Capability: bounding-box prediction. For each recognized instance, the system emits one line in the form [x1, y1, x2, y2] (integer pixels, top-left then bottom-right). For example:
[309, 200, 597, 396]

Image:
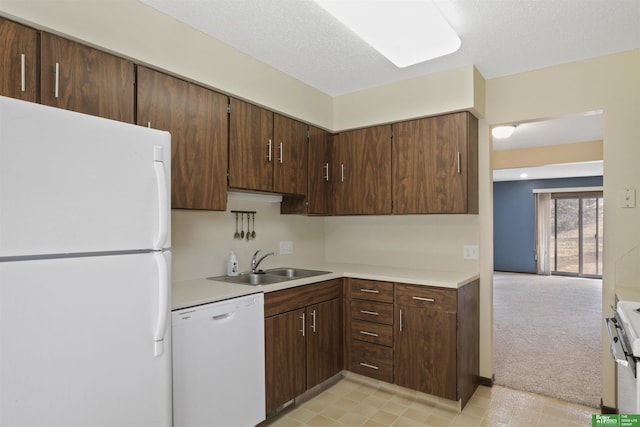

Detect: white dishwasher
[172, 293, 265, 427]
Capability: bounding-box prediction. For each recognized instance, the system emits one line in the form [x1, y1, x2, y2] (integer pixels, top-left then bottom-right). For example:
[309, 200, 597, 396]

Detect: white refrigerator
[0, 96, 172, 427]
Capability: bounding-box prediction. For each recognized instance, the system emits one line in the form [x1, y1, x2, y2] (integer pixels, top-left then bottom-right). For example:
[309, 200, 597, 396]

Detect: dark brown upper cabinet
[273, 113, 308, 196]
[0, 17, 39, 102]
[333, 125, 392, 215]
[40, 33, 134, 123]
[229, 98, 308, 196]
[228, 98, 274, 193]
[392, 112, 478, 214]
[136, 66, 228, 211]
[281, 125, 332, 215]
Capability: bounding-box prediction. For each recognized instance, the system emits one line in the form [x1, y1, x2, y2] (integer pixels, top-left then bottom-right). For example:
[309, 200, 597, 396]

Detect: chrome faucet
[251, 249, 275, 273]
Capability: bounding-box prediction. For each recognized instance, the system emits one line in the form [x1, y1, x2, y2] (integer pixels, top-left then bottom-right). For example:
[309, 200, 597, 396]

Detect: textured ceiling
[140, 0, 640, 96]
[139, 0, 632, 181]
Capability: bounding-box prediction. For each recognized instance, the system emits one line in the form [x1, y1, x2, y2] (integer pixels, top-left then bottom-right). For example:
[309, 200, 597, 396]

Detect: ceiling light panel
[314, 0, 461, 68]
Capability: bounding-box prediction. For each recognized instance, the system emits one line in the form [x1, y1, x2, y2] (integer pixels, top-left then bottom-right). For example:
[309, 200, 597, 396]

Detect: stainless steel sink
[207, 267, 331, 286]
[207, 273, 284, 286]
[264, 267, 331, 279]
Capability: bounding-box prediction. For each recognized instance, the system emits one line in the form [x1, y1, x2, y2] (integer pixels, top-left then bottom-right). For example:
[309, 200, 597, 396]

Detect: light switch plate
[619, 188, 636, 208]
[279, 241, 293, 255]
[464, 245, 479, 260]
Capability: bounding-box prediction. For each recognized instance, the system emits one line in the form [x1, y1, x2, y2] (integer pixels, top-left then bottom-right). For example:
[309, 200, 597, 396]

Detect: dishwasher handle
[212, 312, 235, 322]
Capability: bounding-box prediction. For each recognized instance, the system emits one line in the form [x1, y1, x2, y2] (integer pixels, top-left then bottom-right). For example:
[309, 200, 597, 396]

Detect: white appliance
[606, 300, 640, 414]
[172, 293, 266, 427]
[0, 96, 172, 427]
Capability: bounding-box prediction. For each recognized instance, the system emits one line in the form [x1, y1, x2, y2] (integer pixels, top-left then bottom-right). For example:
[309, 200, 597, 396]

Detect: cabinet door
[0, 18, 38, 102]
[264, 309, 306, 414]
[307, 126, 332, 214]
[274, 114, 308, 196]
[136, 66, 228, 210]
[40, 33, 134, 123]
[393, 112, 477, 214]
[229, 98, 273, 192]
[394, 303, 457, 400]
[306, 298, 342, 390]
[333, 125, 392, 215]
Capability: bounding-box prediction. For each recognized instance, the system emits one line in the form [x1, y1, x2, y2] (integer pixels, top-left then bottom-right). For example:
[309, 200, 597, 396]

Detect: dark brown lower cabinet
[394, 281, 479, 408]
[264, 280, 343, 416]
[264, 309, 306, 414]
[394, 296, 457, 400]
[306, 298, 343, 390]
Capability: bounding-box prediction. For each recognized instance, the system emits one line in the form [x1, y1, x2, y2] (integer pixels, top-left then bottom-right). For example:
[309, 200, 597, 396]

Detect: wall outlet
[279, 241, 293, 255]
[464, 245, 479, 260]
[619, 188, 636, 208]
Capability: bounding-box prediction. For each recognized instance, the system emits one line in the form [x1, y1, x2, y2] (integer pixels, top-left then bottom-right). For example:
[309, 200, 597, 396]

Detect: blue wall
[493, 176, 603, 273]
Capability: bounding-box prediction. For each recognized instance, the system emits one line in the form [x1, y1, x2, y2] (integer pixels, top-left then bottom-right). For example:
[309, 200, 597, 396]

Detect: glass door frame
[550, 191, 603, 278]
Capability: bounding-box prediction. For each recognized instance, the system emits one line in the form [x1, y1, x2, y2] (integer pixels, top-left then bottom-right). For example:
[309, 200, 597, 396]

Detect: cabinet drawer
[350, 300, 393, 325]
[349, 279, 394, 303]
[264, 279, 341, 317]
[395, 284, 457, 312]
[350, 340, 393, 383]
[351, 319, 393, 347]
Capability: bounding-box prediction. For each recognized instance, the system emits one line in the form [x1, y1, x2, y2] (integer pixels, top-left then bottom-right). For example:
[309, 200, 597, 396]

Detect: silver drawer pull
[359, 330, 379, 337]
[412, 296, 435, 302]
[54, 62, 60, 98]
[359, 362, 379, 370]
[360, 310, 379, 316]
[360, 288, 379, 294]
[20, 54, 26, 92]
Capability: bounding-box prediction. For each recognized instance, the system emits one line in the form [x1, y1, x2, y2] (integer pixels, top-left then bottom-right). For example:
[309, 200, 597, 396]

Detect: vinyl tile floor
[263, 374, 599, 427]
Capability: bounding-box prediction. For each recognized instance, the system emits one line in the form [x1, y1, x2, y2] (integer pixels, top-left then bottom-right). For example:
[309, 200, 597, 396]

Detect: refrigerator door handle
[153, 146, 169, 249]
[153, 252, 170, 357]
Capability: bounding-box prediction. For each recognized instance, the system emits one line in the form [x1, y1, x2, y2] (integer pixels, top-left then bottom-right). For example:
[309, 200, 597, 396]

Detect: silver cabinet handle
[359, 362, 379, 370]
[457, 151, 461, 174]
[20, 54, 26, 92]
[278, 142, 283, 164]
[323, 163, 329, 181]
[54, 62, 60, 98]
[399, 308, 403, 332]
[412, 296, 435, 302]
[360, 310, 379, 316]
[359, 330, 379, 337]
[267, 139, 272, 162]
[341, 163, 345, 182]
[299, 312, 305, 337]
[311, 309, 316, 333]
[359, 288, 379, 294]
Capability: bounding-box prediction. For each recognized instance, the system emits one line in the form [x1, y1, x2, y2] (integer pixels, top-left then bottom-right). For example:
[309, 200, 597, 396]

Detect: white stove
[607, 300, 640, 414]
[617, 301, 640, 357]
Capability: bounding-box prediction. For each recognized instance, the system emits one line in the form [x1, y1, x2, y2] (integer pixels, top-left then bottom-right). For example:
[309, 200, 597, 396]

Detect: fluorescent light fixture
[314, 0, 461, 68]
[492, 125, 516, 139]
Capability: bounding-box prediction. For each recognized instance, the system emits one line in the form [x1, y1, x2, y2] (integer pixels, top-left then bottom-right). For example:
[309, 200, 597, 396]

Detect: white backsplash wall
[324, 214, 480, 273]
[171, 195, 326, 282]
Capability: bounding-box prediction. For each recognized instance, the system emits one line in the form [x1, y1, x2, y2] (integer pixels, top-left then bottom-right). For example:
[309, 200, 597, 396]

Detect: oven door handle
[606, 317, 631, 367]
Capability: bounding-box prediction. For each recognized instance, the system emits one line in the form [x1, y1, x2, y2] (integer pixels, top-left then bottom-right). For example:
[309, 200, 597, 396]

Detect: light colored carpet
[493, 272, 602, 408]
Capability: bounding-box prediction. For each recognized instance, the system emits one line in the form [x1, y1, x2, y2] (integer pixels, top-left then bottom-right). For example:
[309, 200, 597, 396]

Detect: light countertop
[616, 285, 640, 303]
[172, 262, 479, 311]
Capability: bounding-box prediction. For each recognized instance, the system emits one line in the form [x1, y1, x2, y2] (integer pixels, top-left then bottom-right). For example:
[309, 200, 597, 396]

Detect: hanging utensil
[246, 213, 251, 241]
[240, 213, 245, 239]
[251, 213, 256, 239]
[234, 212, 240, 239]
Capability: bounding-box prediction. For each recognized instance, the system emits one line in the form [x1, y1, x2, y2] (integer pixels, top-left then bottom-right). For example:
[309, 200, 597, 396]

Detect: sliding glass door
[550, 192, 603, 277]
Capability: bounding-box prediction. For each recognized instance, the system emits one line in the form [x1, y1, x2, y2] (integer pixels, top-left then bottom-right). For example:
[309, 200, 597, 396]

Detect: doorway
[491, 112, 604, 408]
